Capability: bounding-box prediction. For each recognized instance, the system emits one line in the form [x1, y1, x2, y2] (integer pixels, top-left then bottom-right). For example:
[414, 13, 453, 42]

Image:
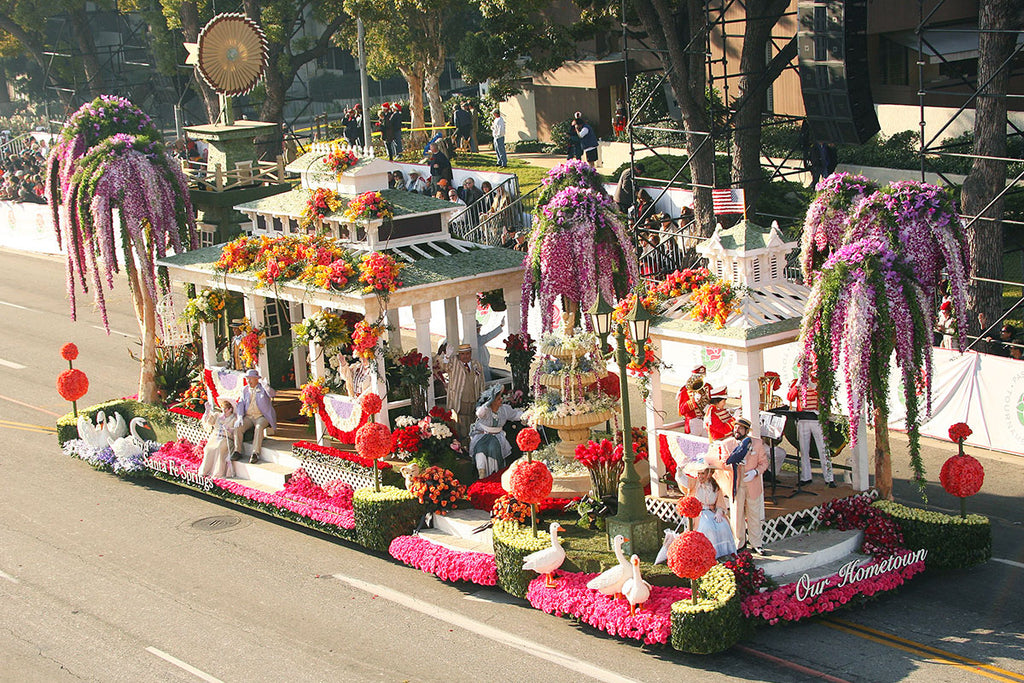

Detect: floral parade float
[52, 95, 992, 662]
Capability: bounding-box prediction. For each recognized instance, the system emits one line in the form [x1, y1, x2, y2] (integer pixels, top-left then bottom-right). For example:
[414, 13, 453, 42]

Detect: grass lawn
[397, 149, 550, 193]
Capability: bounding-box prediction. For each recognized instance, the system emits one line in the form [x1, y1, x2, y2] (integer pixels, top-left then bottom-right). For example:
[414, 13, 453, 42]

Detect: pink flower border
[526, 571, 692, 645]
[388, 535, 497, 586]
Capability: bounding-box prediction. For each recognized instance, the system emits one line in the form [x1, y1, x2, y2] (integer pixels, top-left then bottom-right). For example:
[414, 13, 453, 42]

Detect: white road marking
[0, 300, 31, 311]
[0, 569, 19, 583]
[993, 557, 1024, 569]
[0, 358, 26, 369]
[333, 573, 639, 683]
[145, 647, 223, 683]
[92, 325, 136, 338]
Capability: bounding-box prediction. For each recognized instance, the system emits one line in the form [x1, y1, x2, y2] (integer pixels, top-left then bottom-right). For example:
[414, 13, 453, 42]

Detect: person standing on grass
[491, 110, 507, 167]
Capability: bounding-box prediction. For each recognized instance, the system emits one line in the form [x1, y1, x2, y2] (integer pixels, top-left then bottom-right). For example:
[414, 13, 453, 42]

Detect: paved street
[1, 248, 1022, 682]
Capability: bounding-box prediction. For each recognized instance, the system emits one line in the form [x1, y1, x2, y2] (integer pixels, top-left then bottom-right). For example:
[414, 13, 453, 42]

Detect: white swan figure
[103, 412, 128, 441]
[77, 410, 110, 450]
[622, 554, 652, 617]
[108, 417, 149, 460]
[586, 534, 631, 599]
[522, 522, 566, 588]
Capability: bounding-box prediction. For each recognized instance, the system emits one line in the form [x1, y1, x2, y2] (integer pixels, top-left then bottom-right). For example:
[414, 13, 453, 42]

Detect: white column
[413, 302, 435, 407]
[290, 302, 307, 388]
[503, 285, 523, 335]
[458, 294, 480, 361]
[243, 294, 270, 374]
[444, 297, 459, 350]
[647, 337, 667, 496]
[304, 304, 326, 442]
[851, 408, 870, 491]
[386, 308, 403, 352]
[199, 321, 220, 368]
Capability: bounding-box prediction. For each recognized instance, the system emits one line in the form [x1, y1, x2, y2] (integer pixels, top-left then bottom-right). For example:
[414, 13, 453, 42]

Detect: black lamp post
[587, 291, 661, 557]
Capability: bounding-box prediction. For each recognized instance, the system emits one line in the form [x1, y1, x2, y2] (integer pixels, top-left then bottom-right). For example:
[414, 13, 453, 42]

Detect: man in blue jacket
[233, 369, 277, 464]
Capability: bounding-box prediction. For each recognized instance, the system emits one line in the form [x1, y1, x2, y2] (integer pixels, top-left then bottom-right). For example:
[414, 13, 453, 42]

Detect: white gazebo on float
[641, 220, 870, 530]
[158, 142, 525, 436]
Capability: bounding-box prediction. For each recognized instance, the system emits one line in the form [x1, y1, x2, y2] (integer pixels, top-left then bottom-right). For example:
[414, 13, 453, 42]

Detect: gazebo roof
[285, 150, 393, 178]
[697, 219, 796, 256]
[157, 238, 524, 315]
[233, 187, 457, 222]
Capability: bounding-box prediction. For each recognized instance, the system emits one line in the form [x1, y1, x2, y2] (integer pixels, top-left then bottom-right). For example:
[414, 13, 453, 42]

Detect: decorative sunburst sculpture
[195, 13, 268, 97]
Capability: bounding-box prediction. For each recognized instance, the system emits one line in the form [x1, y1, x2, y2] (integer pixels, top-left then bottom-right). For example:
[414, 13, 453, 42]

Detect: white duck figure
[77, 410, 109, 450]
[522, 522, 566, 588]
[621, 554, 652, 617]
[103, 411, 128, 441]
[108, 417, 149, 461]
[586, 534, 631, 599]
[654, 528, 680, 565]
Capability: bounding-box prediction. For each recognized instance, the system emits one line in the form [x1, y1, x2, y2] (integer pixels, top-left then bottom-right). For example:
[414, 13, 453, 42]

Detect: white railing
[181, 155, 289, 192]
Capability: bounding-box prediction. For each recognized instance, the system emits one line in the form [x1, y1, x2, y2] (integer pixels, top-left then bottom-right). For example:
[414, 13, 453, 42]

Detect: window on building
[752, 257, 762, 284]
[770, 255, 780, 280]
[880, 36, 910, 86]
[199, 228, 215, 248]
[263, 300, 287, 338]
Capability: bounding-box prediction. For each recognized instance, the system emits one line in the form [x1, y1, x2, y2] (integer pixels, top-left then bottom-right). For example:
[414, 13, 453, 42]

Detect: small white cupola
[696, 219, 797, 286]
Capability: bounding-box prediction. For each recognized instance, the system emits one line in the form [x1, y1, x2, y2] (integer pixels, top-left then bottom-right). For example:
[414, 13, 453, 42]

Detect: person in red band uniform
[677, 365, 711, 435]
[704, 386, 735, 442]
[786, 371, 835, 487]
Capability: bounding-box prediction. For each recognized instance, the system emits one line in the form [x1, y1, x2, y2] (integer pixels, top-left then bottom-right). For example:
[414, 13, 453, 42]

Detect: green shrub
[872, 500, 991, 570]
[670, 564, 746, 654]
[57, 399, 176, 447]
[353, 486, 423, 552]
[492, 520, 551, 598]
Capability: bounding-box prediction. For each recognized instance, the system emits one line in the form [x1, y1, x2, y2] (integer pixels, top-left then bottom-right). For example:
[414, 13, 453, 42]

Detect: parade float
[50, 85, 991, 658]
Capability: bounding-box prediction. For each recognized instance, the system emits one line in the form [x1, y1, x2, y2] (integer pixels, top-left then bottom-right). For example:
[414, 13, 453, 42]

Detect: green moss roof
[233, 188, 456, 220]
[701, 219, 777, 252]
[653, 315, 800, 341]
[286, 151, 378, 176]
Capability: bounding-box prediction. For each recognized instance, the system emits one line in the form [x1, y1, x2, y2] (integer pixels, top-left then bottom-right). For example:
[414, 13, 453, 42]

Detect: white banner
[0, 200, 59, 254]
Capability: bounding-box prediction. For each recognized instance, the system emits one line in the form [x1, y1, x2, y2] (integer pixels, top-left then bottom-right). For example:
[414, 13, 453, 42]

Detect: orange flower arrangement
[235, 318, 265, 368]
[324, 147, 358, 174]
[301, 187, 343, 230]
[689, 280, 738, 327]
[352, 320, 384, 360]
[409, 466, 466, 515]
[299, 378, 327, 418]
[344, 191, 394, 221]
[358, 251, 403, 296]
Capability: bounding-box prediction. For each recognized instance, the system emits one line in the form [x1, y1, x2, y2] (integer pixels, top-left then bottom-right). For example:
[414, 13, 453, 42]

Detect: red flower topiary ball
[939, 454, 984, 498]
[60, 343, 79, 361]
[516, 427, 541, 453]
[667, 530, 717, 580]
[355, 421, 392, 460]
[509, 460, 553, 504]
[360, 392, 383, 416]
[57, 368, 89, 402]
[676, 495, 703, 519]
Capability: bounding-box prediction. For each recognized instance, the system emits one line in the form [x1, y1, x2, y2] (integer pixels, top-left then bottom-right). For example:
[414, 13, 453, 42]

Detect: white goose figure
[587, 534, 631, 599]
[522, 522, 566, 588]
[77, 410, 110, 450]
[103, 412, 128, 441]
[622, 554, 652, 617]
[108, 417, 149, 460]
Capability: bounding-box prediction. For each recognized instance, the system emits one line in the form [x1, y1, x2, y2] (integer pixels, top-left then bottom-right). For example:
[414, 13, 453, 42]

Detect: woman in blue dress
[684, 461, 737, 558]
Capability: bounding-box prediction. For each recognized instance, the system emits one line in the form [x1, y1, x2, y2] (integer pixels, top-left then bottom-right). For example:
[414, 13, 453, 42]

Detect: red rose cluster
[676, 496, 703, 519]
[940, 453, 984, 498]
[360, 392, 383, 416]
[57, 368, 89, 402]
[516, 427, 542, 453]
[509, 460, 553, 504]
[574, 438, 624, 469]
[355, 421, 392, 460]
[667, 530, 716, 580]
[948, 422, 972, 444]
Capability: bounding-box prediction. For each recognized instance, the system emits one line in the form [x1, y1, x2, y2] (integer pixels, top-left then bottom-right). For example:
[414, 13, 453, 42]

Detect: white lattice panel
[174, 415, 208, 445]
[300, 456, 374, 489]
[646, 497, 683, 527]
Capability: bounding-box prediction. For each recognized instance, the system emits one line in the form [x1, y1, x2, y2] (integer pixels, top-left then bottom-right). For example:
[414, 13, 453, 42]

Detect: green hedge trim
[872, 500, 991, 570]
[57, 399, 177, 447]
[492, 520, 551, 599]
[353, 486, 423, 552]
[150, 470, 357, 543]
[670, 564, 747, 654]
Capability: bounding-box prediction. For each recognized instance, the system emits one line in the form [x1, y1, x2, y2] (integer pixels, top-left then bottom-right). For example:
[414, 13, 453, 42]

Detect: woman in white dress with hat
[469, 386, 523, 477]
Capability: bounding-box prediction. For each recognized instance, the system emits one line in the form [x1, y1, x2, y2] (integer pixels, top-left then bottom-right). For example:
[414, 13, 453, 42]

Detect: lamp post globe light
[587, 292, 661, 558]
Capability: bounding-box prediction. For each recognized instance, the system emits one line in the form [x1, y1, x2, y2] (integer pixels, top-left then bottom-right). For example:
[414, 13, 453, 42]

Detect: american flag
[712, 188, 746, 215]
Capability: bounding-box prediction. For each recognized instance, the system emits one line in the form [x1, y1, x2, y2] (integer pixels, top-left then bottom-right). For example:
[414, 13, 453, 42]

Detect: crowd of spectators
[0, 136, 48, 204]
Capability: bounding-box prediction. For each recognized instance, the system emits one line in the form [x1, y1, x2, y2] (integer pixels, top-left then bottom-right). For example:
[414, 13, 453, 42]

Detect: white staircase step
[430, 508, 493, 540]
[236, 438, 303, 469]
[756, 529, 864, 579]
[770, 553, 871, 587]
[231, 460, 295, 488]
[418, 528, 494, 555]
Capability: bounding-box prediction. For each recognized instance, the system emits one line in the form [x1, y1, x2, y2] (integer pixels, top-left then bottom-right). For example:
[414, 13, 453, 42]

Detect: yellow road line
[0, 418, 56, 431]
[827, 618, 1024, 682]
[822, 620, 1024, 683]
[0, 423, 57, 434]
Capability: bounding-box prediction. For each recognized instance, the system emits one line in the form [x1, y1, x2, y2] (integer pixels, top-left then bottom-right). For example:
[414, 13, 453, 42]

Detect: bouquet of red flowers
[575, 438, 625, 499]
[359, 251, 403, 296]
[301, 187, 342, 230]
[344, 191, 394, 221]
[324, 147, 358, 173]
[948, 422, 972, 444]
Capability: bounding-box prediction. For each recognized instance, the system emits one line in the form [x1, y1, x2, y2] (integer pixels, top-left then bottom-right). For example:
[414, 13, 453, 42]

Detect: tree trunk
[873, 407, 893, 500]
[68, 5, 105, 98]
[962, 0, 1019, 339]
[179, 1, 219, 124]
[730, 0, 790, 215]
[401, 66, 427, 148]
[425, 62, 445, 129]
[125, 249, 159, 403]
